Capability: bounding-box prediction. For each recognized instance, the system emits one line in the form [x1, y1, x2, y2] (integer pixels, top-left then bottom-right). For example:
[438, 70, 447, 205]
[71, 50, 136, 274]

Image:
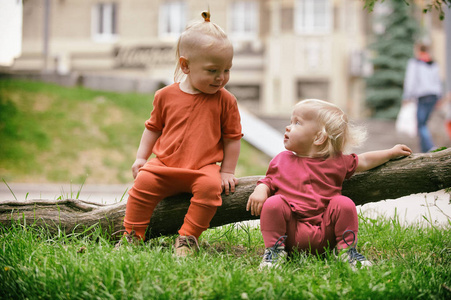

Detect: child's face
[183, 41, 233, 94]
[284, 105, 321, 157]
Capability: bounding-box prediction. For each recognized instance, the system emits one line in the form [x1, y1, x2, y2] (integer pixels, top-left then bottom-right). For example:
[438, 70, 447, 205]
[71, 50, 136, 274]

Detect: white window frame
[294, 0, 332, 35]
[229, 1, 259, 40]
[91, 2, 118, 43]
[159, 1, 187, 39]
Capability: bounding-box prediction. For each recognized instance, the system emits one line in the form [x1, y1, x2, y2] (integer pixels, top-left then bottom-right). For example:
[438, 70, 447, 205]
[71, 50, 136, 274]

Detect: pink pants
[260, 194, 359, 253]
[123, 159, 222, 240]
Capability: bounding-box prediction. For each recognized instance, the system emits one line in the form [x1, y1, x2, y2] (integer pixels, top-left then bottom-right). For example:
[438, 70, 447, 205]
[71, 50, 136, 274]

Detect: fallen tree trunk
[1, 149, 450, 238]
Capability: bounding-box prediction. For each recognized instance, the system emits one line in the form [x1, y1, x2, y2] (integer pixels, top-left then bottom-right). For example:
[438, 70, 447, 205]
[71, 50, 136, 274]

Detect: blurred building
[0, 0, 22, 66]
[9, 0, 447, 119]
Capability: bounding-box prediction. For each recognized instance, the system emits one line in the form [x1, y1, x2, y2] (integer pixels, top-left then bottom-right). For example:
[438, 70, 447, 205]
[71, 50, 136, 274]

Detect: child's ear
[313, 131, 327, 146]
[179, 56, 190, 74]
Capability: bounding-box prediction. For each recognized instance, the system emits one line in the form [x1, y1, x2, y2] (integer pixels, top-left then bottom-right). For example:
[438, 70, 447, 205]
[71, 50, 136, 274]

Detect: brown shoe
[113, 230, 140, 249]
[174, 235, 199, 257]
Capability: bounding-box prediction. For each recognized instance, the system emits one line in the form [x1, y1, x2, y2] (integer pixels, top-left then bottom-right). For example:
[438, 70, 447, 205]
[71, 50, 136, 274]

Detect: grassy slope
[0, 79, 270, 184]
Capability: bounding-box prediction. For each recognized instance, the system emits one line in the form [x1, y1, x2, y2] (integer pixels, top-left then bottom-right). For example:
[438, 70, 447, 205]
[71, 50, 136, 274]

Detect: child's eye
[224, 69, 230, 73]
[208, 69, 217, 73]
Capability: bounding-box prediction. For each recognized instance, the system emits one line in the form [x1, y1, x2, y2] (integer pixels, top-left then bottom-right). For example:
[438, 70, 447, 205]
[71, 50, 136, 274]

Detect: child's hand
[390, 144, 413, 159]
[246, 192, 266, 216]
[221, 172, 238, 195]
[246, 184, 270, 216]
[131, 158, 148, 179]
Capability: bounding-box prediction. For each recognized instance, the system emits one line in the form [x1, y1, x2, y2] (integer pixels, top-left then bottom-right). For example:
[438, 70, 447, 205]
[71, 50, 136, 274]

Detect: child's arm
[356, 144, 412, 173]
[131, 128, 162, 178]
[246, 183, 271, 216]
[220, 138, 241, 195]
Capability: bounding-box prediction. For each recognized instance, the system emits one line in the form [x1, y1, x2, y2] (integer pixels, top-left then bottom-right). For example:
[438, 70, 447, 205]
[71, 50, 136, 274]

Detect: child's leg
[285, 195, 358, 254]
[260, 195, 294, 248]
[124, 170, 172, 240]
[260, 195, 336, 253]
[260, 195, 322, 252]
[124, 159, 187, 240]
[321, 195, 359, 250]
[178, 164, 222, 239]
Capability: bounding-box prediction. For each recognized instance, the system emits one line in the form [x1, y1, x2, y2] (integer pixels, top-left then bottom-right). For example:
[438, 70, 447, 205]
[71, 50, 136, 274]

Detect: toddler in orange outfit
[117, 11, 242, 256]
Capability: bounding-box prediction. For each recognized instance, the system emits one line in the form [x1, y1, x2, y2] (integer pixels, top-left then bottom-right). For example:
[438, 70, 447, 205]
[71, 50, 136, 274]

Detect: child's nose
[285, 124, 291, 131]
[216, 72, 224, 81]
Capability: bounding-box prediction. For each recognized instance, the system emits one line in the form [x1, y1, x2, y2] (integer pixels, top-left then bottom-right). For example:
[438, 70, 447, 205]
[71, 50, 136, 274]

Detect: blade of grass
[76, 177, 87, 200]
[2, 179, 18, 201]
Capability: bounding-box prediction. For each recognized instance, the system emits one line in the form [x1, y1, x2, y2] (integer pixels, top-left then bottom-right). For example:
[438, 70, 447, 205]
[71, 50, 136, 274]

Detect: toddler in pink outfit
[247, 99, 412, 269]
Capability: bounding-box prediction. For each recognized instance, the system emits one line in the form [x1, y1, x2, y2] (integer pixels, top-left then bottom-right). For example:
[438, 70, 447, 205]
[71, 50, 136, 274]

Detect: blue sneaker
[259, 236, 288, 269]
[338, 230, 372, 270]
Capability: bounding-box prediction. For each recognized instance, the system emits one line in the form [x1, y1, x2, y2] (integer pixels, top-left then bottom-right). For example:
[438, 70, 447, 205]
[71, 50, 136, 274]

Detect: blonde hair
[296, 99, 367, 158]
[174, 10, 232, 82]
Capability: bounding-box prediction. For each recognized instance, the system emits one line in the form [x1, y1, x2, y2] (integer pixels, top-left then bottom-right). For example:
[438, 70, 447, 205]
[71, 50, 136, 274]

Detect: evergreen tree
[365, 0, 418, 119]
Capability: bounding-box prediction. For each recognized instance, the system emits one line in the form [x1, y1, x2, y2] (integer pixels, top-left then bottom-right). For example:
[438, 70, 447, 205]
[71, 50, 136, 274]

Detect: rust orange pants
[123, 158, 222, 240]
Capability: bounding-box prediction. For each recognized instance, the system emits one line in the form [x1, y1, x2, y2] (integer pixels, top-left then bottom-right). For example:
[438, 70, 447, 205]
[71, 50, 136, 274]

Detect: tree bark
[1, 149, 450, 238]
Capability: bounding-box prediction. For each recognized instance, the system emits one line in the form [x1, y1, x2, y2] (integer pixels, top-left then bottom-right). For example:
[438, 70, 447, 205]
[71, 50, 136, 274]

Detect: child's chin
[201, 88, 220, 94]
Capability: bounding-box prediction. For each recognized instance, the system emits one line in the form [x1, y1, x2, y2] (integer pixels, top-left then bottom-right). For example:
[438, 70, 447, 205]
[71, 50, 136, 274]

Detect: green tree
[365, 0, 418, 119]
[364, 0, 451, 20]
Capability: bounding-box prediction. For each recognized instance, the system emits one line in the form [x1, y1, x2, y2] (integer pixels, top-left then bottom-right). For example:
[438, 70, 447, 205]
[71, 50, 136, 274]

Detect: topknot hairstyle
[296, 99, 367, 158]
[201, 10, 211, 22]
[174, 10, 232, 82]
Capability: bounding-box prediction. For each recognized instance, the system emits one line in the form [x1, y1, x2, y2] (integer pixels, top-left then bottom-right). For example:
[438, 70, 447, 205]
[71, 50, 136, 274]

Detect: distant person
[403, 43, 443, 152]
[115, 11, 242, 256]
[247, 99, 412, 269]
[445, 92, 451, 140]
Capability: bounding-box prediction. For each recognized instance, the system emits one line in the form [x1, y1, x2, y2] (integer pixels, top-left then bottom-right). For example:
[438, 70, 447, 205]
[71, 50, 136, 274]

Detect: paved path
[0, 183, 131, 204]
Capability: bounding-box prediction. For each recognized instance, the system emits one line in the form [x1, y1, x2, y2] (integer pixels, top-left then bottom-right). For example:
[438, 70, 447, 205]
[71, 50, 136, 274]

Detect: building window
[92, 3, 118, 42]
[294, 0, 331, 34]
[159, 1, 186, 39]
[229, 1, 259, 40]
[297, 80, 329, 102]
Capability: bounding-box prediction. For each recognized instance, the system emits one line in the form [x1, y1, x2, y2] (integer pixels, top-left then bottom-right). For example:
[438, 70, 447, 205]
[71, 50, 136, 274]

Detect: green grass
[0, 78, 270, 184]
[1, 214, 450, 299]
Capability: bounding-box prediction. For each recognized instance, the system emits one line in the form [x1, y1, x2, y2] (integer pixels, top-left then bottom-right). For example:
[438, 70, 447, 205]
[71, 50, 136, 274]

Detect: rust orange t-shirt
[145, 83, 243, 170]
